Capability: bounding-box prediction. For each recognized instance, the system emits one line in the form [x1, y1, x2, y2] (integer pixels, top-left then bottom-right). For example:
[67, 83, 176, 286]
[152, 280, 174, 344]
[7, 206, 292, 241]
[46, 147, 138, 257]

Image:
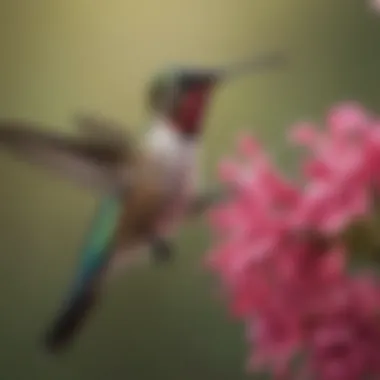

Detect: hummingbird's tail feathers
[44, 286, 98, 353]
[0, 120, 136, 193]
[44, 196, 122, 353]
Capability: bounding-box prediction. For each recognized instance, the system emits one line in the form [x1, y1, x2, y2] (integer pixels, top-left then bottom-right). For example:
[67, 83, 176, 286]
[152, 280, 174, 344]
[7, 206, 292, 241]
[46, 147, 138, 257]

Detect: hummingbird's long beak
[215, 51, 287, 82]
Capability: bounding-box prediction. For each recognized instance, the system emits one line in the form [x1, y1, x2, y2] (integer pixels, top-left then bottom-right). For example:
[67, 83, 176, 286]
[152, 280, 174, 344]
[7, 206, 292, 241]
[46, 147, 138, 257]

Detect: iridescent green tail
[44, 286, 98, 352]
[44, 196, 123, 352]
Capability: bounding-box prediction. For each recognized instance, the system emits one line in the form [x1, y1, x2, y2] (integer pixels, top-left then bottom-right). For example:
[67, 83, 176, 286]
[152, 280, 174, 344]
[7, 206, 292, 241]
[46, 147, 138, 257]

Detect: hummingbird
[0, 52, 285, 352]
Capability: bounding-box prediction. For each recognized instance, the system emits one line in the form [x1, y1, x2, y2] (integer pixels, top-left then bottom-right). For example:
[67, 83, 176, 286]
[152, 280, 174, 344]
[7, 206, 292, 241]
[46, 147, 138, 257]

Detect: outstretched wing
[0, 119, 136, 193]
[74, 114, 132, 146]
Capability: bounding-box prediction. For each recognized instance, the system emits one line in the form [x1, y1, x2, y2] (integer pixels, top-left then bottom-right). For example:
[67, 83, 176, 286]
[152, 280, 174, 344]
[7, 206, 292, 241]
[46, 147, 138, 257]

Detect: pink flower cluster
[207, 103, 380, 380]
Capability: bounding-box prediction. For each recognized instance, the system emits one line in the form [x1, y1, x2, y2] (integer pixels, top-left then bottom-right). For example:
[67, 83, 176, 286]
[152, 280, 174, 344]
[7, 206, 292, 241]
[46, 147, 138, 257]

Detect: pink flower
[291, 103, 376, 235]
[207, 103, 380, 380]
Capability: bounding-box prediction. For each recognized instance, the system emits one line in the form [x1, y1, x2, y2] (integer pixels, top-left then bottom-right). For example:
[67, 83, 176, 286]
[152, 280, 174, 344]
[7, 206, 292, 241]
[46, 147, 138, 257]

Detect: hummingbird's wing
[0, 120, 135, 193]
[74, 114, 132, 146]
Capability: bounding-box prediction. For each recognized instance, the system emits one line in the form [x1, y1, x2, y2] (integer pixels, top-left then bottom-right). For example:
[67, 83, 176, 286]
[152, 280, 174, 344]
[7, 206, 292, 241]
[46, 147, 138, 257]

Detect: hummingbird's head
[148, 52, 286, 138]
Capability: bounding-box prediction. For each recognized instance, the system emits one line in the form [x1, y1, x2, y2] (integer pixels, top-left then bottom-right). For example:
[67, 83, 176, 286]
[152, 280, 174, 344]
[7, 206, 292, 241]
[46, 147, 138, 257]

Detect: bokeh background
[0, 0, 380, 379]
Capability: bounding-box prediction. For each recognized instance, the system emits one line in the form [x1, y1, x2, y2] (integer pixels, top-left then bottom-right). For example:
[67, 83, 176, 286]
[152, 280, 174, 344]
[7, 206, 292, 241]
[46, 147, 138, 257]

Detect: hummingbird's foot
[193, 195, 215, 213]
[189, 188, 227, 215]
[150, 237, 173, 264]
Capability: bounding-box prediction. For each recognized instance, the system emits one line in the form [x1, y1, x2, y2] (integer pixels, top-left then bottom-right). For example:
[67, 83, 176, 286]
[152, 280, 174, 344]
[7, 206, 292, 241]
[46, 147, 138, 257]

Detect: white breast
[143, 119, 197, 188]
[107, 120, 198, 276]
[143, 119, 199, 236]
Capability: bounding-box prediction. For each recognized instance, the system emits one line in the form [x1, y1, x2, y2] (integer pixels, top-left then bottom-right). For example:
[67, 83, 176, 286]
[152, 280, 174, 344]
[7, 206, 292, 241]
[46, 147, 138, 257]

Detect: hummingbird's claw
[150, 237, 174, 264]
[188, 188, 229, 216]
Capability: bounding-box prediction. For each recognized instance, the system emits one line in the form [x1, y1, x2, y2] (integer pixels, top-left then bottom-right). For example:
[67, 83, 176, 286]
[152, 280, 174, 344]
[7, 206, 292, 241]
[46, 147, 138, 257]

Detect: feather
[0, 120, 135, 193]
[74, 114, 132, 146]
[44, 196, 123, 352]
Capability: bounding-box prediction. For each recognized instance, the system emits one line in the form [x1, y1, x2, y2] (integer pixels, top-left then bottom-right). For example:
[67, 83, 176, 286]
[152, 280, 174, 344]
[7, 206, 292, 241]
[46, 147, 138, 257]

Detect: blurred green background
[0, 0, 380, 379]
